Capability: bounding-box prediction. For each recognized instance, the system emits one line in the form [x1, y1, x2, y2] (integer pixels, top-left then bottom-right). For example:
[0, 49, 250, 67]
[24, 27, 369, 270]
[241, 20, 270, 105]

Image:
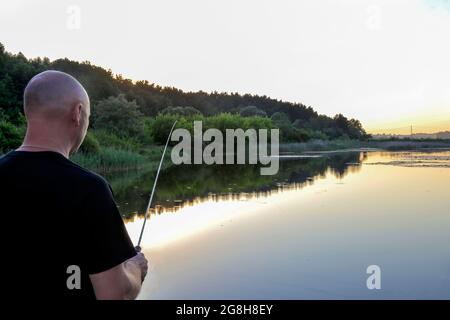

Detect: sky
[1, 0, 449, 134]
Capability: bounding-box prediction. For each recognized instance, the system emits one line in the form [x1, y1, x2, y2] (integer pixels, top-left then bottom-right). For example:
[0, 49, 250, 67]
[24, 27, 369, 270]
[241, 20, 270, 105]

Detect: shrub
[0, 120, 23, 153]
[149, 113, 277, 144]
[92, 129, 142, 151]
[91, 94, 144, 138]
[79, 131, 100, 154]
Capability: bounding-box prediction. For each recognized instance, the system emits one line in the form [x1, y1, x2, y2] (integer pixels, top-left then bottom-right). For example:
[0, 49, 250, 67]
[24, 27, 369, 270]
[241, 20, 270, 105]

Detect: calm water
[107, 150, 450, 299]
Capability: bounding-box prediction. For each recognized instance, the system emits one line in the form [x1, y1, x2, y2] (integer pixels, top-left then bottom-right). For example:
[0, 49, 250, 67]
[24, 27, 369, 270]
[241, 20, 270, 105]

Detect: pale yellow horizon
[366, 113, 450, 134]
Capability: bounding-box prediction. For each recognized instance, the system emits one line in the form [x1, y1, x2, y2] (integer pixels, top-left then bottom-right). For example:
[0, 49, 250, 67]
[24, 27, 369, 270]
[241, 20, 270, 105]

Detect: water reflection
[106, 151, 367, 219]
[365, 150, 450, 168]
[106, 149, 450, 299]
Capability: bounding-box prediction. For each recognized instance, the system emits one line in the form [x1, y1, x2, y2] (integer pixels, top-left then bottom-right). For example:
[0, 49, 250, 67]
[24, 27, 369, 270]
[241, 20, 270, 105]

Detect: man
[0, 70, 148, 300]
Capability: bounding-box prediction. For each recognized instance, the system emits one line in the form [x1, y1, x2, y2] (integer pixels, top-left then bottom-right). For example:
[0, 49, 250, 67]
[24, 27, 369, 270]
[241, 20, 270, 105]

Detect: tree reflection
[105, 151, 366, 219]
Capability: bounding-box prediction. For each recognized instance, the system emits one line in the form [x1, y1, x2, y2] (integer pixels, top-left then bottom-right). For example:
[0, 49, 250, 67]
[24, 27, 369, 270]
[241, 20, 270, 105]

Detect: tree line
[0, 42, 369, 155]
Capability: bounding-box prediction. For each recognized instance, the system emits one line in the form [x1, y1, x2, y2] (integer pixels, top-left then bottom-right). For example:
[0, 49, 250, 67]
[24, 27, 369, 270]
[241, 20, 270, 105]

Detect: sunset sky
[1, 0, 449, 134]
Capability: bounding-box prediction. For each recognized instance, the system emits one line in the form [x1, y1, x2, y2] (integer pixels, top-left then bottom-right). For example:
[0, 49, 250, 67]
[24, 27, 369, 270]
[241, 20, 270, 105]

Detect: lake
[106, 149, 450, 299]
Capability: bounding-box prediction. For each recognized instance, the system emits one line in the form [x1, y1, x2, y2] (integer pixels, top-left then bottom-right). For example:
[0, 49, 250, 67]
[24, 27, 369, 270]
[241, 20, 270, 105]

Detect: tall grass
[71, 147, 148, 173]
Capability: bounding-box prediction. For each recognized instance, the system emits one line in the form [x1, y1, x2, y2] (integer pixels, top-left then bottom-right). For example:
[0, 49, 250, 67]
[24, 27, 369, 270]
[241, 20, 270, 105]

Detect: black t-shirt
[0, 151, 137, 300]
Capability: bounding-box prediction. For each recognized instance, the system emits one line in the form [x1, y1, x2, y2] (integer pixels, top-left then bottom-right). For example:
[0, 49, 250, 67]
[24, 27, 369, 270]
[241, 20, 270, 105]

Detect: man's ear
[72, 103, 83, 126]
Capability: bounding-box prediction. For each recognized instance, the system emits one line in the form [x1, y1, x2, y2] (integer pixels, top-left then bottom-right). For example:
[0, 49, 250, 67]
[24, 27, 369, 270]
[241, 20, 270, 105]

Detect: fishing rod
[135, 120, 177, 252]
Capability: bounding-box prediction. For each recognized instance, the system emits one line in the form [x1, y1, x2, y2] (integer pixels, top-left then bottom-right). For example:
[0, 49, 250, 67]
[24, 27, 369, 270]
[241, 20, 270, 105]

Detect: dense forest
[0, 42, 369, 167]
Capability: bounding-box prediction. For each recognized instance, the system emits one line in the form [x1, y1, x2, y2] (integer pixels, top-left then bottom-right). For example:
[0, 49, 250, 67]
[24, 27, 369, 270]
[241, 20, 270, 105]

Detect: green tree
[239, 106, 267, 117]
[0, 42, 369, 143]
[161, 106, 202, 116]
[91, 94, 144, 138]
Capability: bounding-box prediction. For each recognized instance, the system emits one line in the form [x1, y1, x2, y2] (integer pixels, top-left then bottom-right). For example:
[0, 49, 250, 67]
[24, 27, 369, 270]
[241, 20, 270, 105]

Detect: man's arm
[89, 252, 148, 300]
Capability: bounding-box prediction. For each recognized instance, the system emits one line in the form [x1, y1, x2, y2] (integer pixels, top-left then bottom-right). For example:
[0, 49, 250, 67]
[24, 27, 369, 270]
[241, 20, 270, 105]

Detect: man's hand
[127, 252, 148, 282]
[90, 252, 149, 300]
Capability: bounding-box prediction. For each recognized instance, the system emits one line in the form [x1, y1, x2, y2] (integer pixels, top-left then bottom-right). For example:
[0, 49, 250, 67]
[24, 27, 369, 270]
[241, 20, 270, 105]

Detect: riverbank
[280, 139, 450, 153]
[4, 139, 449, 173]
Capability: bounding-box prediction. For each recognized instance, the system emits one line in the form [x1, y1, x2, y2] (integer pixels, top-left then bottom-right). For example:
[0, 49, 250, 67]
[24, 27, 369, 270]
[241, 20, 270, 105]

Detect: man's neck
[19, 137, 70, 158]
[19, 124, 72, 158]
[17, 144, 69, 158]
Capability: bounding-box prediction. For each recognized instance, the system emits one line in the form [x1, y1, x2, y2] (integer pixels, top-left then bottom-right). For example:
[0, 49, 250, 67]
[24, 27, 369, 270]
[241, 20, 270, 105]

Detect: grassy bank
[70, 145, 166, 173]
[70, 147, 147, 173]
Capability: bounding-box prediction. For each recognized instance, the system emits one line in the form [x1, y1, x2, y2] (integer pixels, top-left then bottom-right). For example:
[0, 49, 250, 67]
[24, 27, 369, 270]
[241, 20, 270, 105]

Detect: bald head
[24, 70, 89, 119]
[21, 70, 91, 156]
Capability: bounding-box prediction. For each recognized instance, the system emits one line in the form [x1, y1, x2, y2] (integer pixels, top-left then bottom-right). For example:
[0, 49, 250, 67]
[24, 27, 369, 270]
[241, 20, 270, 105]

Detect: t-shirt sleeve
[83, 176, 137, 274]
